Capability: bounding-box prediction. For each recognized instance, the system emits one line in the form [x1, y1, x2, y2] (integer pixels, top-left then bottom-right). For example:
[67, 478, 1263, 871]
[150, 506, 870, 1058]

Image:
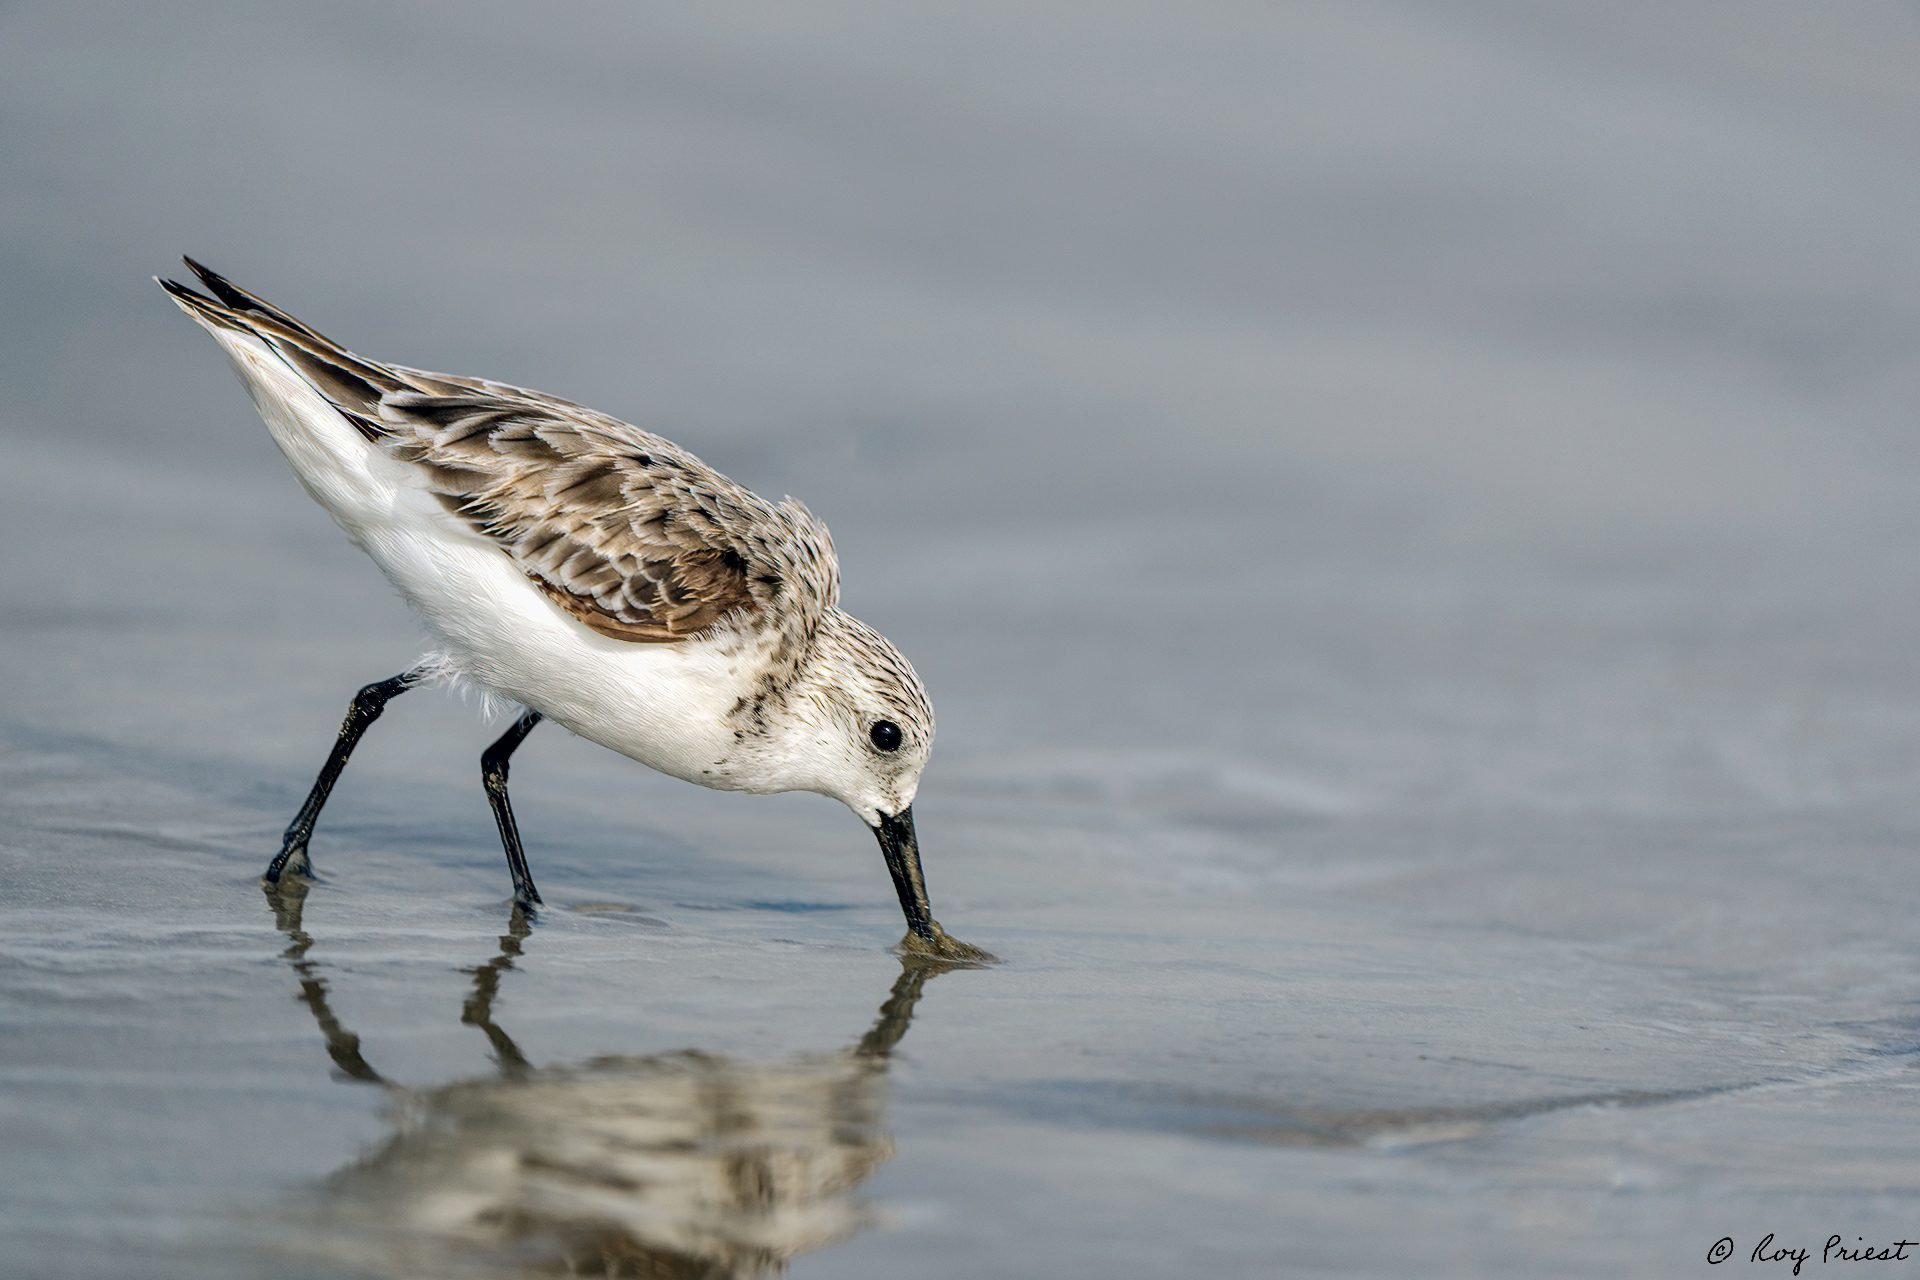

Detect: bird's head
[737, 610, 943, 936]
[733, 609, 992, 964]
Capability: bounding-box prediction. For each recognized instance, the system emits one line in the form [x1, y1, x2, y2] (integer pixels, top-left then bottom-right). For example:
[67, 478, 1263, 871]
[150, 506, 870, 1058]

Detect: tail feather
[158, 258, 409, 441]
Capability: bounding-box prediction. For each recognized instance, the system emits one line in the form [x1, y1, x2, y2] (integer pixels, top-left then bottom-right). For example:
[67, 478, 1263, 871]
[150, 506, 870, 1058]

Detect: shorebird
[160, 259, 987, 962]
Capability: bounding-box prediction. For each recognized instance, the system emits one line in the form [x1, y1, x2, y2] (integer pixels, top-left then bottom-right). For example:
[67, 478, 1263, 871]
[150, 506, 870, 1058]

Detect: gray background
[3, 3, 1920, 1276]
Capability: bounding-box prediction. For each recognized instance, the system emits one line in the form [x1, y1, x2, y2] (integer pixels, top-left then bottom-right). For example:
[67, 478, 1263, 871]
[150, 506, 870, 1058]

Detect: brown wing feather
[164, 262, 837, 644]
[380, 390, 813, 642]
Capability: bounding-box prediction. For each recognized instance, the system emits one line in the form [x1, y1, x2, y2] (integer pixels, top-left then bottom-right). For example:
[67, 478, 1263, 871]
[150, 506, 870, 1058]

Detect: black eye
[869, 720, 903, 752]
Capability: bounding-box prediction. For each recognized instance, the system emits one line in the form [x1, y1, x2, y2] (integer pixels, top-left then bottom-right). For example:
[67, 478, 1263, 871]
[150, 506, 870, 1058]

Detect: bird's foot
[896, 920, 999, 967]
[264, 841, 315, 886]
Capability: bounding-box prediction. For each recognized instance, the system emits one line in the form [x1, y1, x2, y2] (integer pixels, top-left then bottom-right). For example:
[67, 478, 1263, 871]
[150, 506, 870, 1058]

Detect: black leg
[266, 668, 424, 885]
[481, 710, 545, 906]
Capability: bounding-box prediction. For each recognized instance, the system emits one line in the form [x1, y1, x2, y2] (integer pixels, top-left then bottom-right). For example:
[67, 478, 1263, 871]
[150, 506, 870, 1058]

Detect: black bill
[872, 807, 936, 940]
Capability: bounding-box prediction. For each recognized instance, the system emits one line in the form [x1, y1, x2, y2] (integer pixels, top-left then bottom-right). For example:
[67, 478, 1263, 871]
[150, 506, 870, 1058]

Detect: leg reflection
[460, 906, 533, 1079]
[265, 878, 387, 1088]
[854, 956, 947, 1062]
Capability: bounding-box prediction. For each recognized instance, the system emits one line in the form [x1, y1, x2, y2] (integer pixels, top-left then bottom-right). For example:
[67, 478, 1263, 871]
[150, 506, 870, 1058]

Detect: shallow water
[6, 3, 1920, 1276]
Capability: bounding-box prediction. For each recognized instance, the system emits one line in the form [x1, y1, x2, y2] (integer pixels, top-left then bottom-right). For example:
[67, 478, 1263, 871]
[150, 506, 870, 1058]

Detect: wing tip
[165, 255, 304, 328]
[181, 255, 250, 310]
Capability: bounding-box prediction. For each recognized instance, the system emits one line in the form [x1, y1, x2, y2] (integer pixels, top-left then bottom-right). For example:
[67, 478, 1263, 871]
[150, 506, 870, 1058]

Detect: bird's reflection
[266, 882, 950, 1278]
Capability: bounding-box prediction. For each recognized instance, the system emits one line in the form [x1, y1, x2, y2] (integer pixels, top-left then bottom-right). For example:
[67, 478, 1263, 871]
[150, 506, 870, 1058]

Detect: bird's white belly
[367, 517, 748, 786]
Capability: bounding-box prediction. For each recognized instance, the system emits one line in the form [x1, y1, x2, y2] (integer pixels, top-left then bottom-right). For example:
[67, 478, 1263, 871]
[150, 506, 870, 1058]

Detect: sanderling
[160, 258, 987, 962]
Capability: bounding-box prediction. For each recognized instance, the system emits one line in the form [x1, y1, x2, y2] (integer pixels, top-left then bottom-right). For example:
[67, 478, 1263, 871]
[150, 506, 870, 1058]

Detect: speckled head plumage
[738, 607, 935, 821]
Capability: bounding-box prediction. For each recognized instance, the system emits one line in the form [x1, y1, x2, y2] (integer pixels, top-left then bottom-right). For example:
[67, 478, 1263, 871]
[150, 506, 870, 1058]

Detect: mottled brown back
[164, 263, 840, 645]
